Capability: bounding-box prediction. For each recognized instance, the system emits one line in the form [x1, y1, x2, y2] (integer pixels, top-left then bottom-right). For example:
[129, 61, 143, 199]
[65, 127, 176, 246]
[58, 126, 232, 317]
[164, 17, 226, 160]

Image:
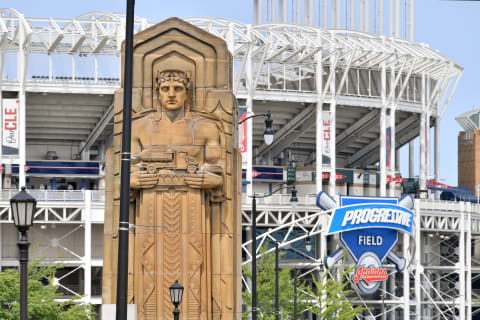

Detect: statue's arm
[184, 122, 223, 190]
[130, 120, 158, 189]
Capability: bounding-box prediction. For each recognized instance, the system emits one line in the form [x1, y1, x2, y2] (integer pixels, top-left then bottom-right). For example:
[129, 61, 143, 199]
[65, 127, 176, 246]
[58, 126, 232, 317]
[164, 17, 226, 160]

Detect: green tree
[0, 260, 95, 320]
[307, 264, 366, 319]
[243, 244, 310, 320]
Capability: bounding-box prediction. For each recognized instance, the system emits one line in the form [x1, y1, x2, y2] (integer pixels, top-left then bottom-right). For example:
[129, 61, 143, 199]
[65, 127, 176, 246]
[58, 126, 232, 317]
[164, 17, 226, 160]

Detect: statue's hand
[184, 172, 222, 189]
[131, 171, 158, 189]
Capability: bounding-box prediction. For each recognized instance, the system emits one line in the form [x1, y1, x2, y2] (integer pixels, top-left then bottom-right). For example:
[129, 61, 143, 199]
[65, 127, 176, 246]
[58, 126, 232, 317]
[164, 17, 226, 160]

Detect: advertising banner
[241, 166, 284, 182]
[238, 107, 247, 153]
[322, 111, 331, 165]
[318, 193, 415, 295]
[386, 115, 392, 169]
[2, 99, 19, 157]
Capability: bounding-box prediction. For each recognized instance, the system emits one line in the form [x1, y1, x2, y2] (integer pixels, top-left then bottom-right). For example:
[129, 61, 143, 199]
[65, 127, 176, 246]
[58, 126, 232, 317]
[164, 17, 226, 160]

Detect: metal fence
[0, 190, 105, 202]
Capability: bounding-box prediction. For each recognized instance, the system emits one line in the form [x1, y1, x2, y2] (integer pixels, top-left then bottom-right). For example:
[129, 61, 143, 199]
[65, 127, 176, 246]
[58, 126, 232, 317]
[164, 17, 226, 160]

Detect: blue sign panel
[327, 203, 414, 234]
[12, 161, 100, 175]
[320, 194, 415, 295]
[241, 166, 284, 181]
[340, 228, 397, 262]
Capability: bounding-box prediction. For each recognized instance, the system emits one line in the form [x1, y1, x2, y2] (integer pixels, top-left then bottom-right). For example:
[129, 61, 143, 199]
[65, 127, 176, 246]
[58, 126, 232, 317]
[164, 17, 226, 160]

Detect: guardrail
[0, 190, 105, 202]
[419, 199, 480, 213]
[241, 193, 318, 206]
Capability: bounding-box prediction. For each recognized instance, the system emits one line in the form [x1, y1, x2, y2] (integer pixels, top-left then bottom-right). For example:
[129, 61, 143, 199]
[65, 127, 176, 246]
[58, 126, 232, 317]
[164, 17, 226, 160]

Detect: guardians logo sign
[317, 193, 414, 295]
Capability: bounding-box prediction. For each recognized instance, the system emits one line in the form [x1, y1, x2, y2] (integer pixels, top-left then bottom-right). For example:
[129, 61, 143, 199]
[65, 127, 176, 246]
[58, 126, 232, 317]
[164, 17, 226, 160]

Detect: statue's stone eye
[175, 86, 183, 92]
[161, 86, 169, 92]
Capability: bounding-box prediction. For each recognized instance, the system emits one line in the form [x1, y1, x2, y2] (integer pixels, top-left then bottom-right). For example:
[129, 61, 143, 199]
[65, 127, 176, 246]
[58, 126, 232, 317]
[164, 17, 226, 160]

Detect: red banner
[387, 176, 406, 184]
[427, 179, 452, 189]
[322, 172, 347, 181]
[238, 112, 247, 153]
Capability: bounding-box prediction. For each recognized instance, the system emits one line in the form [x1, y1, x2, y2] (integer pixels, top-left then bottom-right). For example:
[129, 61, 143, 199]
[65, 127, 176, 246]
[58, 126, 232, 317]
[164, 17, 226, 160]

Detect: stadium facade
[0, 1, 477, 319]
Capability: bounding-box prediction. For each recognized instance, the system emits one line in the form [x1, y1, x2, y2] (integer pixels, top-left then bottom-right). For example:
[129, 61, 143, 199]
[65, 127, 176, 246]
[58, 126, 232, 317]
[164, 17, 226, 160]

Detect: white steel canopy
[0, 9, 462, 191]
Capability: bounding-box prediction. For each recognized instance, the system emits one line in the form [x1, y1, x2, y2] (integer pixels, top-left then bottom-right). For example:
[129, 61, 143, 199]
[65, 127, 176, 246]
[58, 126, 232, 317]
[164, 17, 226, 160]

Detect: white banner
[2, 99, 19, 157]
[322, 111, 332, 165]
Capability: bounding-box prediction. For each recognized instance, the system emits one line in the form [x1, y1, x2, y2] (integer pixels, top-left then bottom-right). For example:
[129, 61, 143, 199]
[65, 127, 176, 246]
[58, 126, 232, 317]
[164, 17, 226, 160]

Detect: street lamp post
[275, 240, 279, 320]
[169, 280, 184, 320]
[116, 0, 135, 319]
[250, 185, 298, 320]
[10, 187, 37, 320]
[293, 268, 297, 320]
[238, 110, 275, 146]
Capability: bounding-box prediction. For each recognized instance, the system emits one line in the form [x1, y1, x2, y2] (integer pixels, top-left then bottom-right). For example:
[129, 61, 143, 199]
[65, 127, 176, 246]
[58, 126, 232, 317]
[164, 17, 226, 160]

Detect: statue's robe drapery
[131, 113, 223, 320]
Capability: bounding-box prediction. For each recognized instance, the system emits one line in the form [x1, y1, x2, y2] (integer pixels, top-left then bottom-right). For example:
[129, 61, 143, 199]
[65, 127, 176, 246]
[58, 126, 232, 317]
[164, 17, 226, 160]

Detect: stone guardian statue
[103, 18, 241, 320]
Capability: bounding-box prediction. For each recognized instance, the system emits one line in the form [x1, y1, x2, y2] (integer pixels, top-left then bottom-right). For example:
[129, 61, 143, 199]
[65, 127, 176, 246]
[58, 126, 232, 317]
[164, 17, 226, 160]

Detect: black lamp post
[293, 268, 298, 320]
[170, 280, 184, 320]
[238, 110, 275, 145]
[305, 233, 312, 252]
[10, 187, 37, 320]
[275, 240, 279, 320]
[250, 185, 298, 320]
[116, 0, 135, 319]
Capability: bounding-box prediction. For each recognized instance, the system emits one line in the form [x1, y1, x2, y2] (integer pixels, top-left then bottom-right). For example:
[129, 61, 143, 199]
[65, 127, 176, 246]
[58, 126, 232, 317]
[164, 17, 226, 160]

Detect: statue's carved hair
[156, 70, 191, 90]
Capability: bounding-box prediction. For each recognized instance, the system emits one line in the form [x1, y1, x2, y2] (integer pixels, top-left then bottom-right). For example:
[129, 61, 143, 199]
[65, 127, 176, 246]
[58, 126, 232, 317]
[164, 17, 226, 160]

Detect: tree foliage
[307, 264, 366, 319]
[0, 260, 95, 320]
[242, 244, 310, 320]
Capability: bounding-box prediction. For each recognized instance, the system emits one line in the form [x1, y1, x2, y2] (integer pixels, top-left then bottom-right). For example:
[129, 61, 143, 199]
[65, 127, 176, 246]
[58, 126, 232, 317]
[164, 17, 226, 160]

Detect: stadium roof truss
[0, 11, 462, 167]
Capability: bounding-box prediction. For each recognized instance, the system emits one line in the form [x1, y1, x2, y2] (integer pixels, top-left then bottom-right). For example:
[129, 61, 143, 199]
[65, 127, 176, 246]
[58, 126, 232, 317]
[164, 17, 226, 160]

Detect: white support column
[409, 0, 415, 41]
[321, 0, 328, 28]
[389, 108, 396, 197]
[419, 74, 426, 193]
[246, 26, 254, 196]
[434, 120, 440, 197]
[466, 203, 472, 319]
[395, 0, 401, 37]
[459, 201, 466, 320]
[409, 140, 414, 178]
[271, 0, 276, 23]
[359, 0, 365, 32]
[84, 190, 92, 303]
[425, 77, 431, 184]
[413, 199, 421, 320]
[305, 0, 314, 26]
[254, 0, 263, 24]
[296, 0, 301, 24]
[389, 66, 396, 197]
[328, 55, 337, 196]
[332, 0, 337, 28]
[336, 0, 341, 28]
[315, 39, 323, 194]
[426, 112, 431, 185]
[403, 230, 411, 320]
[365, 0, 370, 33]
[380, 62, 387, 197]
[279, 0, 288, 23]
[332, 0, 341, 28]
[389, 0, 394, 36]
[379, 0, 384, 35]
[350, 0, 355, 30]
[17, 16, 27, 189]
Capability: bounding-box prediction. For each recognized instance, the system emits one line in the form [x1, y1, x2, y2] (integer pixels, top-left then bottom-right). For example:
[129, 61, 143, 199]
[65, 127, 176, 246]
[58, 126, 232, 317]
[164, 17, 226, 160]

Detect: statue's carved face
[159, 80, 187, 111]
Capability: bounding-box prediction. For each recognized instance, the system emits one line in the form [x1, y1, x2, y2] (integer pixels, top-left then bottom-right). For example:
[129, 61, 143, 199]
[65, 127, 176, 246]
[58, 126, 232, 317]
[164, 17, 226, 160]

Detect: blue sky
[2, 0, 479, 186]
